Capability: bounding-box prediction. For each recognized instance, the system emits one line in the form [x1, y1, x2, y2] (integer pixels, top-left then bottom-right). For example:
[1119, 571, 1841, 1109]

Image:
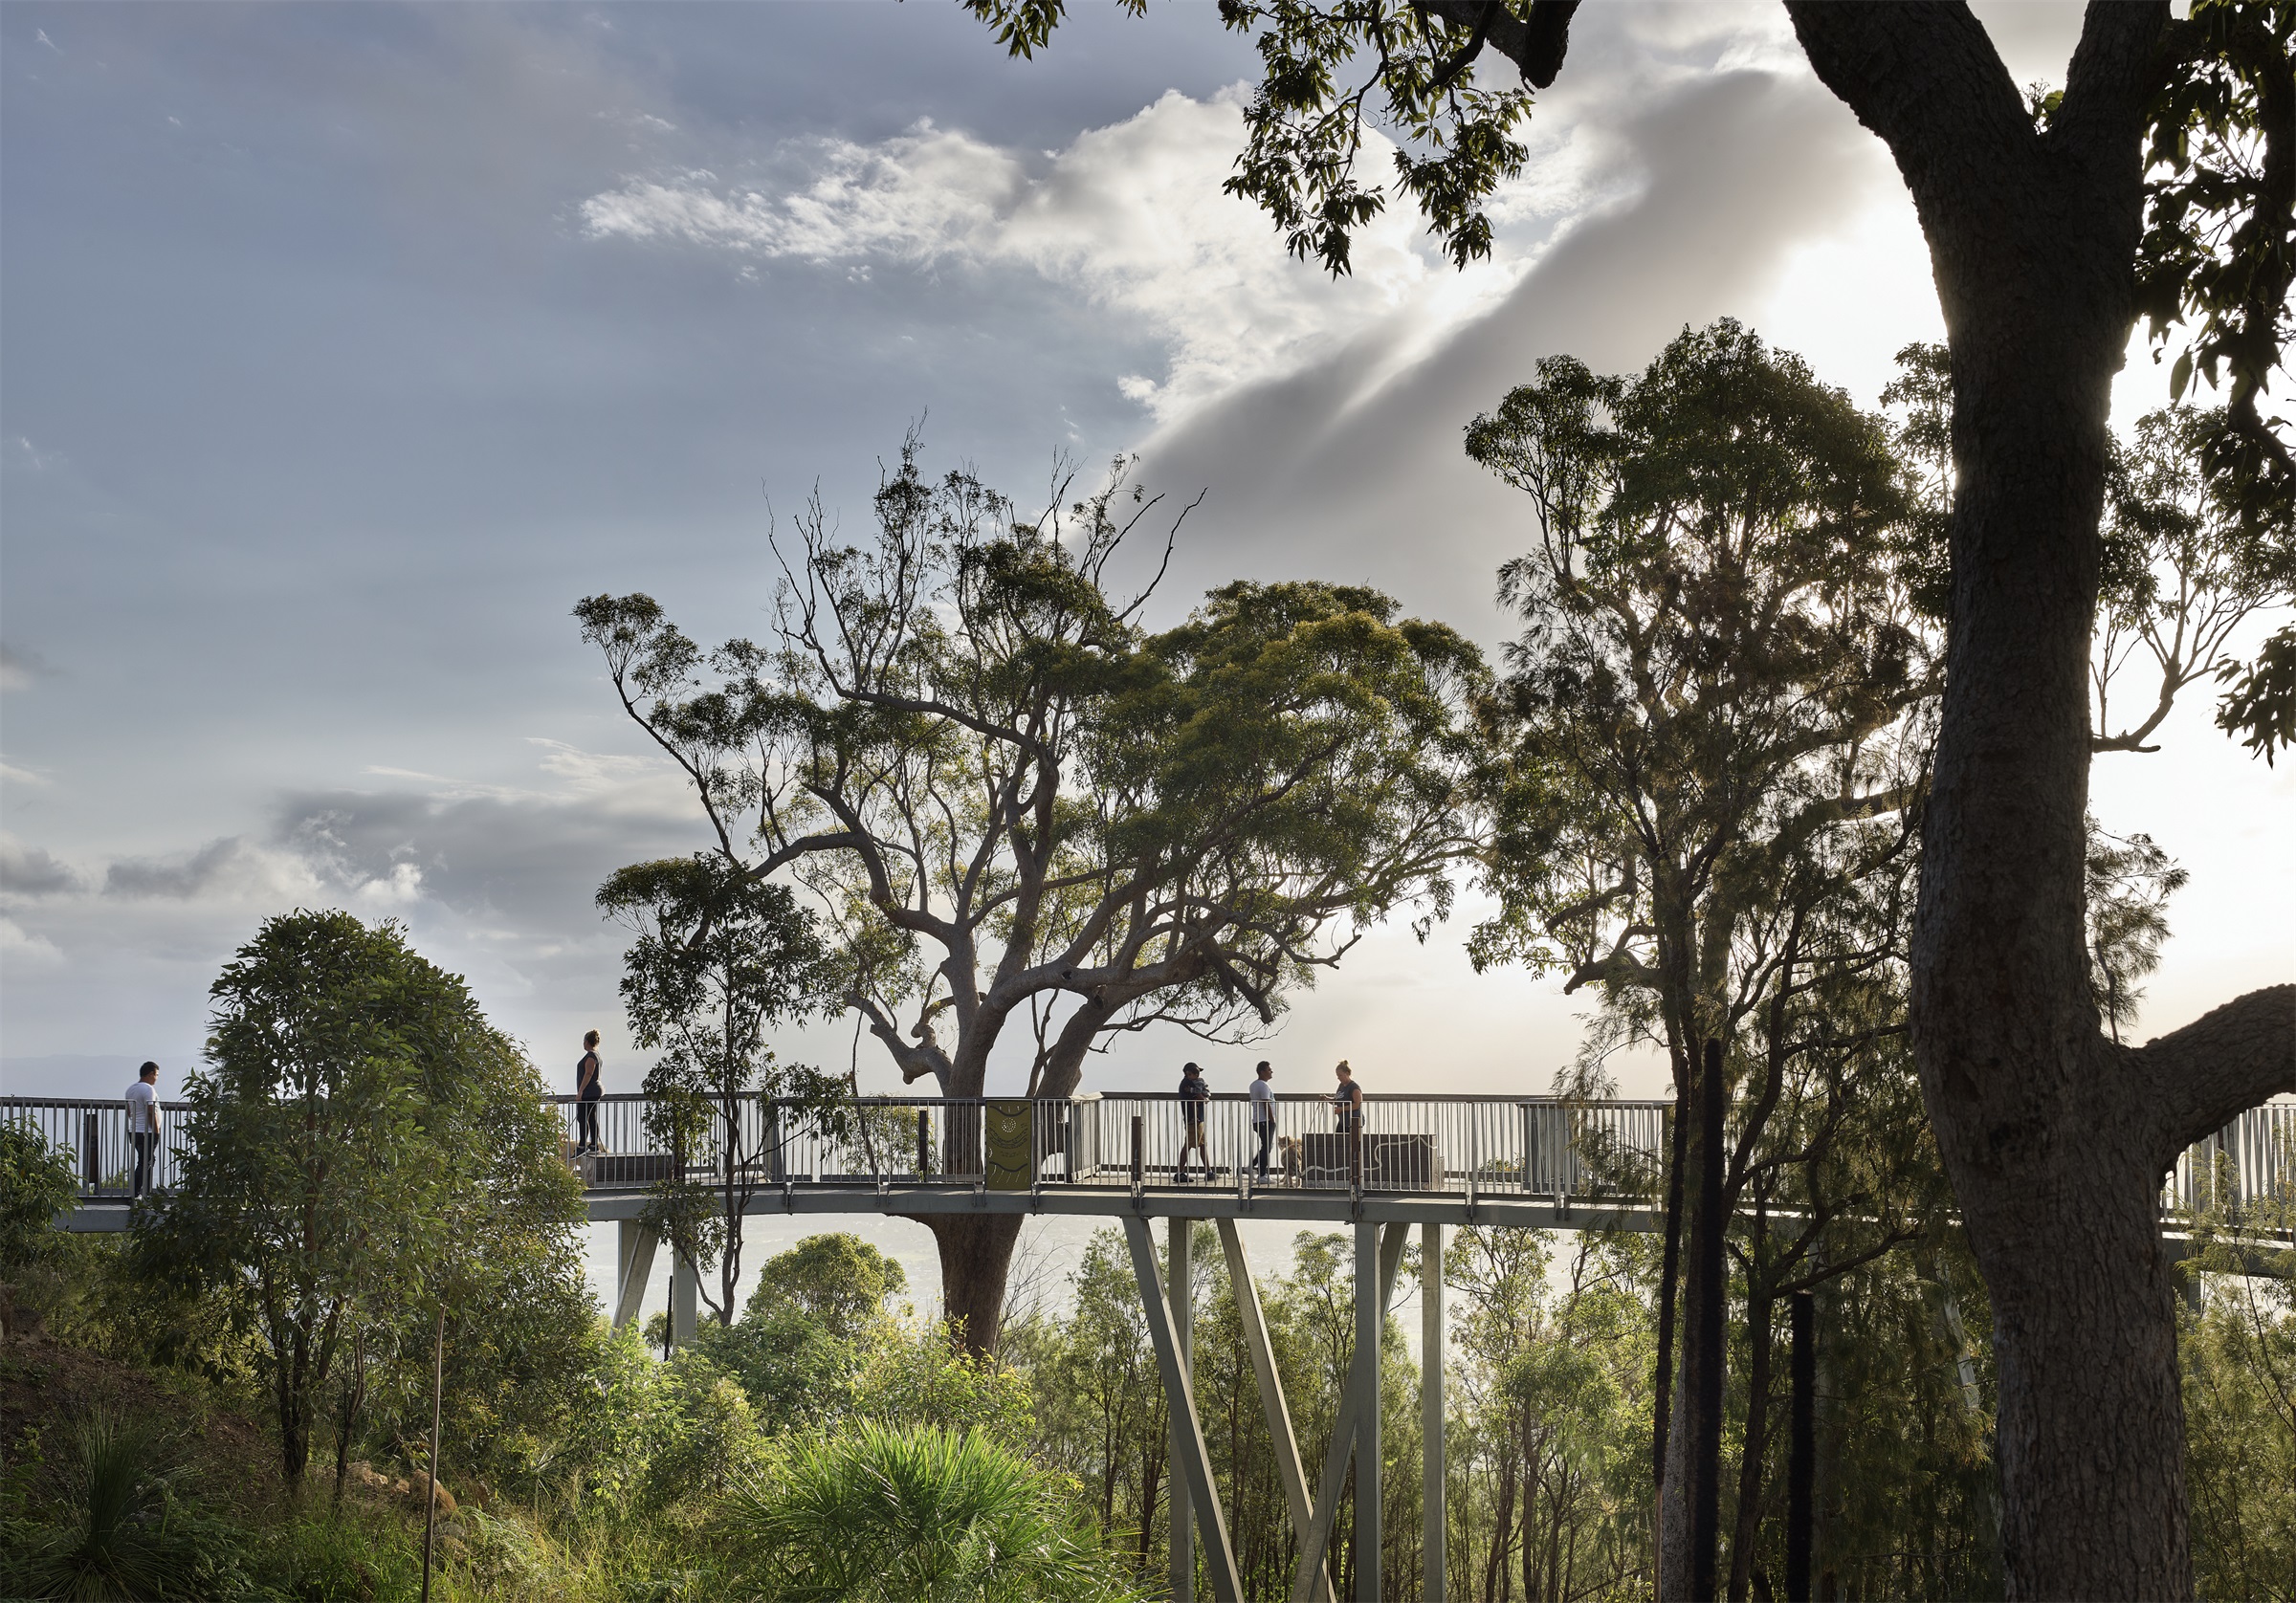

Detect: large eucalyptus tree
[579, 439, 1488, 1350]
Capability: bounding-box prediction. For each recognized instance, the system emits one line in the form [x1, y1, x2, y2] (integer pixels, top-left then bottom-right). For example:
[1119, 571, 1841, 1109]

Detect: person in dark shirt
[574, 1031, 604, 1155]
[1177, 1061, 1211, 1182]
[1332, 1059, 1364, 1185]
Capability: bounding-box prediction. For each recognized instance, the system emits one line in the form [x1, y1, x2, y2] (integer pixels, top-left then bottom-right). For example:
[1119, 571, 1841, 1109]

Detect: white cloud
[103, 836, 328, 903]
[0, 918, 64, 966]
[581, 91, 1623, 422]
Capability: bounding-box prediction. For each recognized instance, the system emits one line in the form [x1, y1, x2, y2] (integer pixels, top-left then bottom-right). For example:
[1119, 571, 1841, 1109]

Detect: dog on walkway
[1275, 1135, 1303, 1187]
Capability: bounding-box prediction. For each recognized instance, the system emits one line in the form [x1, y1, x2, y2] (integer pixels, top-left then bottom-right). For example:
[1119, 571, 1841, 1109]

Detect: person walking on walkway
[575, 1031, 605, 1155]
[1331, 1060, 1364, 1186]
[125, 1062, 161, 1198]
[1248, 1061, 1277, 1181]
[1177, 1061, 1211, 1182]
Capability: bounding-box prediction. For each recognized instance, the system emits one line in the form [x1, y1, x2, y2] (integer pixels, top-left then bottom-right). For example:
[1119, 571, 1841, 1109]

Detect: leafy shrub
[721, 1419, 1146, 1603]
[638, 1351, 768, 1514]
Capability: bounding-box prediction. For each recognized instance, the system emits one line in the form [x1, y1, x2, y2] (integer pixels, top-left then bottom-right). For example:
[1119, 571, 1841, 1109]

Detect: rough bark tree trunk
[1782, 7, 2296, 1594]
[1660, 1040, 1729, 1602]
[925, 1212, 1025, 1356]
[1691, 1039, 1726, 1601]
[1729, 1278, 1776, 1603]
[1653, 1073, 1689, 1488]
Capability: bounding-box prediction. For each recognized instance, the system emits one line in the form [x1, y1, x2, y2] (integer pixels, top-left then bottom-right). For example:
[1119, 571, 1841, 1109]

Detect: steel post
[1170, 1216, 1194, 1600]
[1423, 1220, 1445, 1603]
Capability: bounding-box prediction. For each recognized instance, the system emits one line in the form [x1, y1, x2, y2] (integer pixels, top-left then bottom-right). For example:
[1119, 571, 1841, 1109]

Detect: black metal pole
[1787, 1290, 1816, 1602]
[917, 1109, 930, 1177]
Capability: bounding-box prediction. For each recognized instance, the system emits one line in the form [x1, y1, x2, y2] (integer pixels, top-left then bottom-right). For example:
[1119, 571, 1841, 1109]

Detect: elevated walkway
[10, 1087, 2289, 1603]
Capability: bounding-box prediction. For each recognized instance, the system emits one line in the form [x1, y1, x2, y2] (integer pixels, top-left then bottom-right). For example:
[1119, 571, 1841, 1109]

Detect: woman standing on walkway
[1177, 1061, 1211, 1182]
[1331, 1060, 1364, 1185]
[575, 1031, 604, 1155]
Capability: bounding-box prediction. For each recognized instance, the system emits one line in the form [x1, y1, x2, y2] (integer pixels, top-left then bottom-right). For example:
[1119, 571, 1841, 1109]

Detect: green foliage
[2137, 0, 2295, 528]
[722, 1419, 1149, 1603]
[598, 852, 838, 1325]
[579, 434, 1485, 1119]
[1444, 1227, 1653, 1599]
[2092, 402, 2294, 755]
[695, 1235, 913, 1431]
[1, 1122, 77, 1273]
[750, 1233, 908, 1342]
[2084, 823, 2191, 1037]
[132, 911, 590, 1490]
[1751, 1241, 2002, 1600]
[42, 1237, 257, 1388]
[0, 1410, 248, 1602]
[1, 1123, 85, 1342]
[2180, 1159, 2296, 1600]
[2214, 623, 2296, 764]
[967, 0, 1569, 275]
[1466, 320, 1932, 1002]
[638, 1351, 769, 1515]
[845, 1320, 1037, 1448]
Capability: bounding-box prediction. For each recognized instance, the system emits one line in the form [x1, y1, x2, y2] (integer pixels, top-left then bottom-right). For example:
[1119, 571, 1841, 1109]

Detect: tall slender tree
[957, 5, 2296, 1586]
[1468, 321, 1938, 1591]
[599, 853, 840, 1327]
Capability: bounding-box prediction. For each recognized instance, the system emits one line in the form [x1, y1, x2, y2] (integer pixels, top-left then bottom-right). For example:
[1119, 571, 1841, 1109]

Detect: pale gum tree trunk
[1786, 6, 2296, 1595]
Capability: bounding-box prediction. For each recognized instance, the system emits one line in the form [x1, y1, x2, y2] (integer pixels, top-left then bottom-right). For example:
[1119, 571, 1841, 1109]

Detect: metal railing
[8, 1091, 2288, 1217]
[1, 1096, 188, 1198]
[2165, 1102, 2296, 1219]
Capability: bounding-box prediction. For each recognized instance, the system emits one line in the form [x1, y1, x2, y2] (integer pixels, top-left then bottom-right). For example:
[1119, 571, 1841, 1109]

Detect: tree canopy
[134, 911, 589, 1488]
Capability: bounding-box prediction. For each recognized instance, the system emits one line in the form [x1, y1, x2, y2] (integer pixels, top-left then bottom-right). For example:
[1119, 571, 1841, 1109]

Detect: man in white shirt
[125, 1061, 161, 1198]
[1248, 1061, 1277, 1181]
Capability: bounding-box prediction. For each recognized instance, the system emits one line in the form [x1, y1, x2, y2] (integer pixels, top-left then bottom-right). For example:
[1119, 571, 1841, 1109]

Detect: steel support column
[1423, 1220, 1445, 1603]
[1170, 1216, 1195, 1601]
[671, 1248, 698, 1349]
[1122, 1216, 1244, 1602]
[1292, 1224, 1407, 1603]
[1217, 1219, 1333, 1602]
[613, 1219, 658, 1330]
[1354, 1220, 1380, 1603]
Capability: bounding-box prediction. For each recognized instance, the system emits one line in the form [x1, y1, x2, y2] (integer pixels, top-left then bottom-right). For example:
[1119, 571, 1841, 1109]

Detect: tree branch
[2133, 982, 2296, 1172]
[1411, 0, 1579, 90]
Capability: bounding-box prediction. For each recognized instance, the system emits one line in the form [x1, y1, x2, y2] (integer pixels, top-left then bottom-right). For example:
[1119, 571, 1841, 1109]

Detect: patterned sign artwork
[984, 1100, 1034, 1191]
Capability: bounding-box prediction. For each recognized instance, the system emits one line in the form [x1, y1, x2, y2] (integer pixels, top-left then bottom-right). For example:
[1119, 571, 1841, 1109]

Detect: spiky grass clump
[723, 1420, 1146, 1603]
[0, 1410, 237, 1601]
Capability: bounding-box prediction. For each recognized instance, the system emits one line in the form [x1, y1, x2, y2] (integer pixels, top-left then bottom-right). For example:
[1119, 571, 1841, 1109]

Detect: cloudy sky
[5, 1, 2289, 1110]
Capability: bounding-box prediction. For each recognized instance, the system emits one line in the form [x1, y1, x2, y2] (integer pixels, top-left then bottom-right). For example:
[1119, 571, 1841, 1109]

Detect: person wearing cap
[1177, 1061, 1211, 1182]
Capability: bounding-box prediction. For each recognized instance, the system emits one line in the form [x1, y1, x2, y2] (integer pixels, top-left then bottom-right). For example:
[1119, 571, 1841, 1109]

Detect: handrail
[7, 1090, 2286, 1217]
